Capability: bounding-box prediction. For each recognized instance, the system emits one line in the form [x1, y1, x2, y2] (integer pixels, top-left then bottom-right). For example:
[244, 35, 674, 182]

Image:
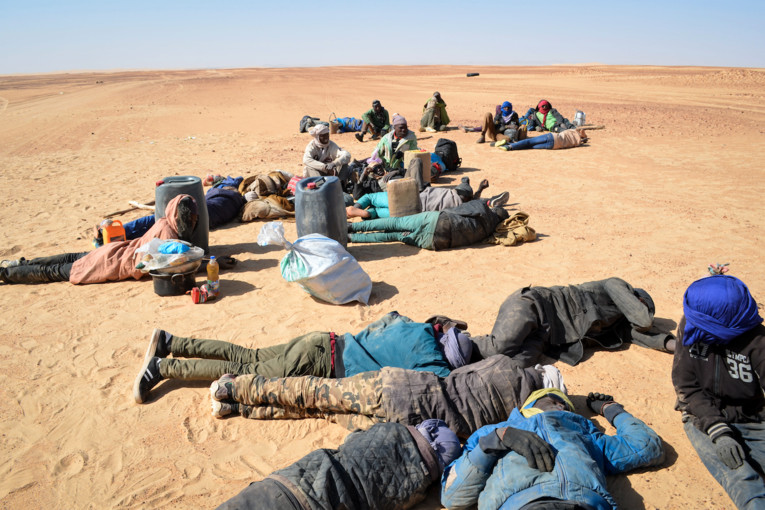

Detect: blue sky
[1, 0, 762, 74]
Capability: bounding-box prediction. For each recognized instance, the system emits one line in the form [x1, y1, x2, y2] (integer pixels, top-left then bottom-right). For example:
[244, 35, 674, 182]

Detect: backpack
[434, 138, 462, 172]
[299, 115, 325, 133]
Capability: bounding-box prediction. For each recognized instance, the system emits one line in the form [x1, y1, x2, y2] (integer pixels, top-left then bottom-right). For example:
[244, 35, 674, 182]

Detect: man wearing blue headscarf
[672, 275, 765, 510]
[476, 101, 520, 144]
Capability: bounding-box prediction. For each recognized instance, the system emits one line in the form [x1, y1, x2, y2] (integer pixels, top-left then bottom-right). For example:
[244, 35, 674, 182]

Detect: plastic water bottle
[207, 256, 220, 296]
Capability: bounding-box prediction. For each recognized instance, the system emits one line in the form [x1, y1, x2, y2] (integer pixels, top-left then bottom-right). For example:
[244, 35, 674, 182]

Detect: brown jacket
[552, 129, 583, 149]
[69, 195, 187, 284]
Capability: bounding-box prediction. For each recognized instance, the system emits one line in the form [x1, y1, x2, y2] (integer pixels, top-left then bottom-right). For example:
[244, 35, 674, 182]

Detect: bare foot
[346, 206, 371, 219]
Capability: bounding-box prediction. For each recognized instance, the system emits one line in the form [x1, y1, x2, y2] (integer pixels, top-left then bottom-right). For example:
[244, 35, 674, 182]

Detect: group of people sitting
[475, 98, 589, 152]
[132, 273, 764, 509]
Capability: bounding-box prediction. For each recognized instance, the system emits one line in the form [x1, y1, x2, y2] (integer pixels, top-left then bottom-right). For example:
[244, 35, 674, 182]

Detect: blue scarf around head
[501, 101, 515, 123]
[683, 275, 762, 346]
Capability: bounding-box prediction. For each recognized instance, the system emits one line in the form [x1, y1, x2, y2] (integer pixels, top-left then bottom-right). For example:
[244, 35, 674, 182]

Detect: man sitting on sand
[218, 419, 462, 510]
[346, 177, 510, 220]
[209, 354, 566, 439]
[369, 114, 419, 170]
[302, 124, 352, 181]
[420, 92, 450, 132]
[496, 127, 588, 151]
[348, 199, 509, 251]
[672, 274, 765, 510]
[477, 100, 520, 144]
[522, 99, 576, 133]
[355, 99, 390, 142]
[133, 311, 473, 403]
[470, 277, 677, 367]
[441, 389, 665, 510]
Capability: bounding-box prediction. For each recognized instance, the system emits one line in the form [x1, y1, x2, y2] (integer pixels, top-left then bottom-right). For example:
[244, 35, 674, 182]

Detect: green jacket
[423, 98, 450, 126]
[361, 108, 390, 131]
[374, 131, 419, 169]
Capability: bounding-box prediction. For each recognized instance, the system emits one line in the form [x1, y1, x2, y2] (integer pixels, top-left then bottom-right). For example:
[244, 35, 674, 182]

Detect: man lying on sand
[1, 195, 197, 285]
[218, 419, 461, 510]
[134, 312, 472, 403]
[348, 199, 509, 251]
[346, 177, 509, 220]
[209, 354, 565, 439]
[441, 389, 665, 510]
[470, 277, 677, 367]
[495, 128, 588, 151]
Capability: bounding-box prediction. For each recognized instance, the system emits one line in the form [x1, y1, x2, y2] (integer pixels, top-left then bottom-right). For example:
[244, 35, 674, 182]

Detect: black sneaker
[146, 328, 172, 359]
[355, 133, 364, 142]
[488, 191, 510, 208]
[133, 356, 163, 404]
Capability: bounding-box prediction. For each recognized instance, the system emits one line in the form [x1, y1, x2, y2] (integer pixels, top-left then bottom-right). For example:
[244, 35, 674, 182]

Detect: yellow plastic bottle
[206, 256, 220, 296]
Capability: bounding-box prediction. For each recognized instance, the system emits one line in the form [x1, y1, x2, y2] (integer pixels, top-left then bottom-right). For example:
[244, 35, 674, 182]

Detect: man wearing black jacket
[217, 419, 461, 510]
[471, 277, 676, 367]
[210, 355, 564, 439]
[672, 274, 765, 510]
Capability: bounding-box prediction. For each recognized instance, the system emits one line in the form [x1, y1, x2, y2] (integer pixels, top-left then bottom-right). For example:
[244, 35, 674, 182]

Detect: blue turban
[682, 275, 762, 346]
[415, 419, 462, 470]
[438, 328, 472, 369]
[501, 101, 512, 111]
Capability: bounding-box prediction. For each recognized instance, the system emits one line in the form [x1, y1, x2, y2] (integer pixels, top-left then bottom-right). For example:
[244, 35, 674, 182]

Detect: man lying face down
[133, 311, 473, 404]
[209, 353, 566, 440]
[217, 419, 461, 510]
[470, 277, 677, 368]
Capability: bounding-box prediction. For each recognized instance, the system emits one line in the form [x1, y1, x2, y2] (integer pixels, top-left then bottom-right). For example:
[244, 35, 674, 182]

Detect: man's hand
[498, 427, 555, 472]
[714, 435, 746, 469]
[325, 162, 337, 173]
[586, 392, 615, 415]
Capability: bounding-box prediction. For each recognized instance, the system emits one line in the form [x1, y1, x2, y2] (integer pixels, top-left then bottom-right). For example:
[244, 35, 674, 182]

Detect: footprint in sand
[52, 451, 88, 478]
[181, 416, 210, 443]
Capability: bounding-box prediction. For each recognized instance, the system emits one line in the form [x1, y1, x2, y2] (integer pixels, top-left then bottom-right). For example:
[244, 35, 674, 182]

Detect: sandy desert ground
[0, 65, 764, 509]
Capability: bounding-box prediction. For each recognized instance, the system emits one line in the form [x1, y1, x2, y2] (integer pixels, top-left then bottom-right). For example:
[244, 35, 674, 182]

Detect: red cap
[155, 180, 165, 187]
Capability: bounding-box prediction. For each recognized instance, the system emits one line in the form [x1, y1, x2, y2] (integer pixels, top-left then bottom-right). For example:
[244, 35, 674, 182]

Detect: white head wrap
[535, 364, 567, 394]
[309, 124, 330, 147]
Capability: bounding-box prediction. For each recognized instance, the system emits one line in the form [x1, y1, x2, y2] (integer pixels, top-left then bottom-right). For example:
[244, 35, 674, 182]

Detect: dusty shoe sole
[211, 400, 236, 419]
[132, 329, 161, 404]
[211, 400, 225, 418]
[210, 380, 224, 402]
[210, 374, 235, 402]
